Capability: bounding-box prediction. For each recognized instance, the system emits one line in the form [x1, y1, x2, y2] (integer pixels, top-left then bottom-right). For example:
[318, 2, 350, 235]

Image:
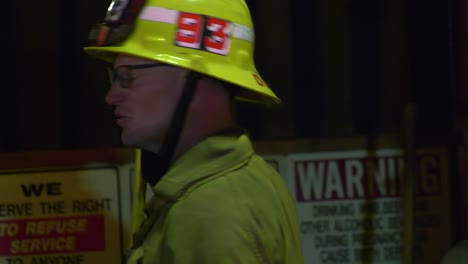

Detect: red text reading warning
[294, 153, 442, 202]
[0, 215, 105, 256]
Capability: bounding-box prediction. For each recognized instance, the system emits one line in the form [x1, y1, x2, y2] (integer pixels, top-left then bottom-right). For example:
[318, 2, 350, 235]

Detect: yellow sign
[0, 167, 123, 263]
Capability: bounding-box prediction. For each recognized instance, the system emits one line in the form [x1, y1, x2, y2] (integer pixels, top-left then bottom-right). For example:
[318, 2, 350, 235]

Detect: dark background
[2, 0, 466, 149]
[2, 0, 467, 244]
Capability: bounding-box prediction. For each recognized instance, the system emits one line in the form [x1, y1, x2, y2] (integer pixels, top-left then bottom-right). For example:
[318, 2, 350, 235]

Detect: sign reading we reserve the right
[287, 148, 450, 264]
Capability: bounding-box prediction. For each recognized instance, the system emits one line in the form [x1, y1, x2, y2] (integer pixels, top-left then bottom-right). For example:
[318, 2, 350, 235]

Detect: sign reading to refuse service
[0, 167, 123, 264]
[286, 148, 451, 264]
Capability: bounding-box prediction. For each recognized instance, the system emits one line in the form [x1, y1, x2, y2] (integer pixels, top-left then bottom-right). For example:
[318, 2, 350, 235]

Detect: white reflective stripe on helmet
[139, 6, 178, 24]
[138, 6, 254, 43]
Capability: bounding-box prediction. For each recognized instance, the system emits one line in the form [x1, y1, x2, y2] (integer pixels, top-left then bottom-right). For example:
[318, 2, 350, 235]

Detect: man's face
[105, 54, 187, 150]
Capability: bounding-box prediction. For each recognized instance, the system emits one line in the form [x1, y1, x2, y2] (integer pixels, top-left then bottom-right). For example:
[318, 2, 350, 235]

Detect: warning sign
[282, 148, 451, 264]
[0, 167, 123, 264]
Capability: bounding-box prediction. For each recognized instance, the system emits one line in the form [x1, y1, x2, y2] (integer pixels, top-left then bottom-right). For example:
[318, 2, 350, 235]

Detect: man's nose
[105, 85, 126, 105]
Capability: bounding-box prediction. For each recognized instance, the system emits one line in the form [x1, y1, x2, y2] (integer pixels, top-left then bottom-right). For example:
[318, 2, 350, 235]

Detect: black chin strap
[141, 71, 201, 186]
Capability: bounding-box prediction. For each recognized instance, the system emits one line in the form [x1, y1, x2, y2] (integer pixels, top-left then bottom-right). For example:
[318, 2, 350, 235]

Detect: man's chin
[121, 133, 161, 153]
[120, 133, 139, 147]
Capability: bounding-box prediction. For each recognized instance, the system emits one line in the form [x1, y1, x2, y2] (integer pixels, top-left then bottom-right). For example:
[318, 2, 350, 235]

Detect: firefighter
[84, 0, 304, 263]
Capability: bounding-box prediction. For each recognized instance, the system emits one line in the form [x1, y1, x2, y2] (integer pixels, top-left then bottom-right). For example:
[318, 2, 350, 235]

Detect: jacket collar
[144, 130, 254, 213]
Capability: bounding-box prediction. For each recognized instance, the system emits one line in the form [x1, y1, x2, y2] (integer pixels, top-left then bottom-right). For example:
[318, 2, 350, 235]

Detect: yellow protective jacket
[126, 132, 304, 263]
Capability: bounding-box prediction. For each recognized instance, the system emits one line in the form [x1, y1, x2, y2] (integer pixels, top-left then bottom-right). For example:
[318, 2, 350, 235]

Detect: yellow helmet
[84, 0, 280, 105]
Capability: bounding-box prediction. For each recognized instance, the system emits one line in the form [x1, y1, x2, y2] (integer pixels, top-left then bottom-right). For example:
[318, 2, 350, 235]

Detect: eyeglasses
[107, 63, 166, 88]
